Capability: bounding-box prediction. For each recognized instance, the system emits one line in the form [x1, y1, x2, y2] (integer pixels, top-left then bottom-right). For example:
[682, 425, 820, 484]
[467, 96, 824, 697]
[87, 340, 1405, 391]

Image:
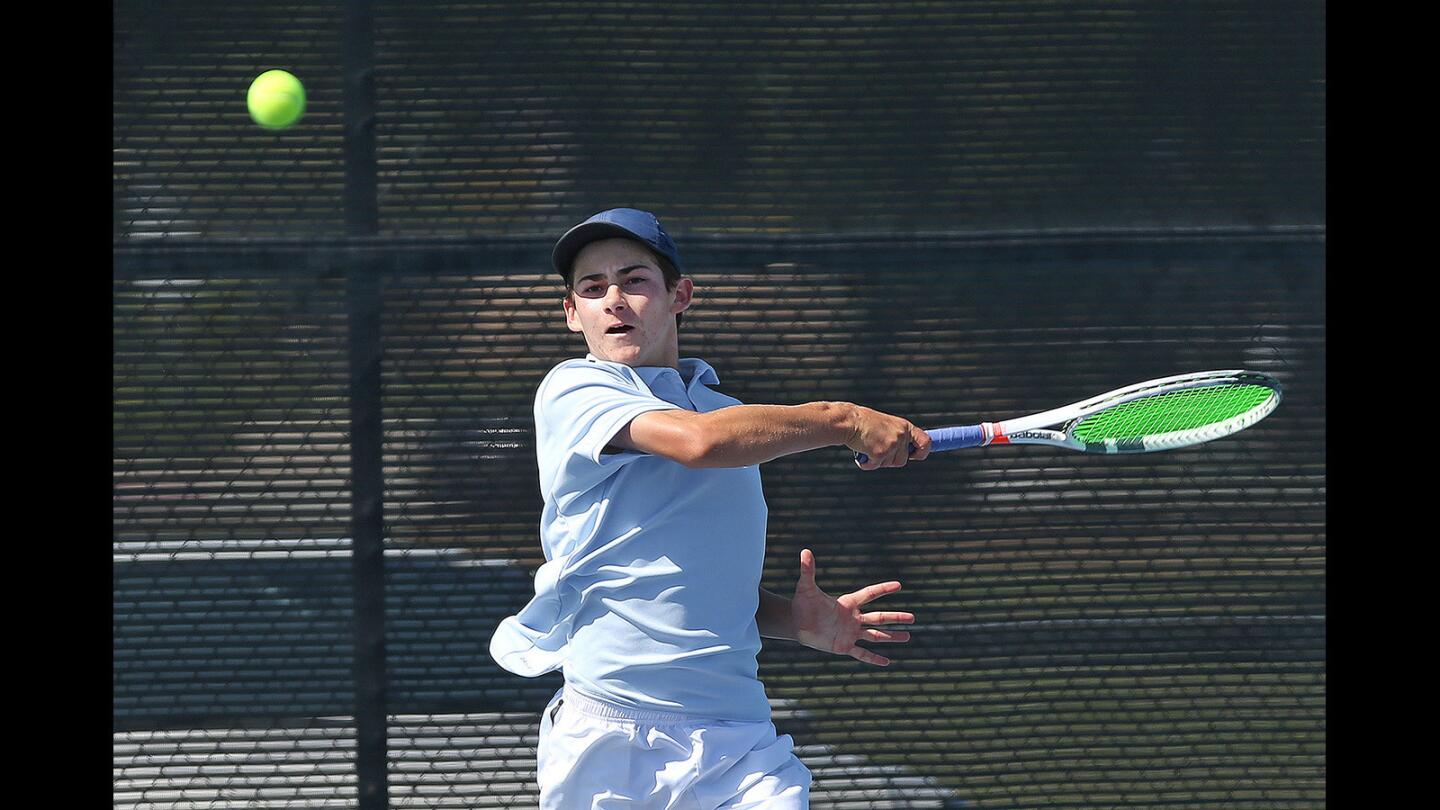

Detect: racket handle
[929, 424, 988, 452]
[854, 424, 988, 465]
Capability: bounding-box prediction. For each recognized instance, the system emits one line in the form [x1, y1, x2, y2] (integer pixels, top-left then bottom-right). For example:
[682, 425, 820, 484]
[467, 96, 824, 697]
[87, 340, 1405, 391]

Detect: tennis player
[490, 208, 931, 809]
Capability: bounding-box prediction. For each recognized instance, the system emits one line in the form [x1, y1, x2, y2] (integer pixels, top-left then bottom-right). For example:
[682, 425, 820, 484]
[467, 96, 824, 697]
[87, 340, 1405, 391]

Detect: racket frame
[986, 369, 1282, 454]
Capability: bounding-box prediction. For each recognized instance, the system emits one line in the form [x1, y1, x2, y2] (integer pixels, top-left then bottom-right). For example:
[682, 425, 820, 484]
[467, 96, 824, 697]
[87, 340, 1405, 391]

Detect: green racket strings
[1072, 383, 1275, 442]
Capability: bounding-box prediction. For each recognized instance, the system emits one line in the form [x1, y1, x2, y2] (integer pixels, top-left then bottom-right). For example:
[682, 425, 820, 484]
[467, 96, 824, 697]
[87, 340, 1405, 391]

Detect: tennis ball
[247, 69, 306, 130]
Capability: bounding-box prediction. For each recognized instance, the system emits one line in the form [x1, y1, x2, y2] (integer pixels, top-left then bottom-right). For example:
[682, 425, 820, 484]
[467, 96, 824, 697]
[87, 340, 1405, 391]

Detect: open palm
[790, 548, 915, 667]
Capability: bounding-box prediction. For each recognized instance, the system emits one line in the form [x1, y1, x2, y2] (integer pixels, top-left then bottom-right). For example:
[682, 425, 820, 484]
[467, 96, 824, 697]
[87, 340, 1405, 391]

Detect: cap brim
[551, 222, 648, 282]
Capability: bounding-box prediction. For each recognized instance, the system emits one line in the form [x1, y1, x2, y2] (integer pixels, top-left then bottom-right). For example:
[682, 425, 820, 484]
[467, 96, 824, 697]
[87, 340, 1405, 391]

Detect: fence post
[344, 1, 385, 808]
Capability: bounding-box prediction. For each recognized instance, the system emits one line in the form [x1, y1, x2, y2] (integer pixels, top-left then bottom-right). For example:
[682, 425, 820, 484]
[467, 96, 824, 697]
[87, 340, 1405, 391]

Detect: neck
[647, 342, 681, 369]
[588, 337, 681, 370]
[633, 345, 681, 370]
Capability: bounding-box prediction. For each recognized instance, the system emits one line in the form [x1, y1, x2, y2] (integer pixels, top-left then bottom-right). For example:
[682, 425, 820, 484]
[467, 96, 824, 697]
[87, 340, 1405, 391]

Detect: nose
[602, 283, 627, 311]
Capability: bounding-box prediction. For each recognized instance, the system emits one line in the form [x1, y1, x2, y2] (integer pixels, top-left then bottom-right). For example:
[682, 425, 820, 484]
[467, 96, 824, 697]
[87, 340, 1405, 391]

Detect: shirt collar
[584, 354, 720, 393]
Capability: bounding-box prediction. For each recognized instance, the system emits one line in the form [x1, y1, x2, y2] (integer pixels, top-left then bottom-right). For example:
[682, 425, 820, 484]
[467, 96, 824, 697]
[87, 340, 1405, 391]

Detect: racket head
[1061, 370, 1282, 453]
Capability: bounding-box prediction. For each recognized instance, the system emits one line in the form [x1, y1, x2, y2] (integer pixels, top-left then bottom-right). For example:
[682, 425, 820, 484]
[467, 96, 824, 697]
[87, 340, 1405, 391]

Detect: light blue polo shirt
[489, 353, 772, 721]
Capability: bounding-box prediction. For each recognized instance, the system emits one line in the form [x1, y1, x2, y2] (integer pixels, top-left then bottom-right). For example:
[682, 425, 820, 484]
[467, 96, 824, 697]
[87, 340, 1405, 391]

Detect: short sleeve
[535, 361, 681, 508]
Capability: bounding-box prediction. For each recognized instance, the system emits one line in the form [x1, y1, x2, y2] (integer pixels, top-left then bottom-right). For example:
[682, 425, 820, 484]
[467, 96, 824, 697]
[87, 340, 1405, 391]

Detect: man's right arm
[609, 402, 931, 470]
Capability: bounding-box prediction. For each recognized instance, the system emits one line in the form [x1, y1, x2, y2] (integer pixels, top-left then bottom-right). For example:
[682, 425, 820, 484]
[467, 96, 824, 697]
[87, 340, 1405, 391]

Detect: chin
[588, 343, 638, 365]
[587, 331, 663, 367]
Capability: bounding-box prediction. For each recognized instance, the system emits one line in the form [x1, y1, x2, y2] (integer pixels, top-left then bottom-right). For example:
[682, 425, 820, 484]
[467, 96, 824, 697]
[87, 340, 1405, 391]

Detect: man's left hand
[791, 548, 915, 666]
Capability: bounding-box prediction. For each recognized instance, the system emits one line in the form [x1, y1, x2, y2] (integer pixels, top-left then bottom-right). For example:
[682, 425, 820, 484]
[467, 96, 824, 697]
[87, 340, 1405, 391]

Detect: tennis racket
[856, 370, 1282, 464]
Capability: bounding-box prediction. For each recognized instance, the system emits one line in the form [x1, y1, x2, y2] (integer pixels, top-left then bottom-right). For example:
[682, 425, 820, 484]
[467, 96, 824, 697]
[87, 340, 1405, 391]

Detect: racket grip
[929, 424, 988, 452]
[854, 424, 987, 464]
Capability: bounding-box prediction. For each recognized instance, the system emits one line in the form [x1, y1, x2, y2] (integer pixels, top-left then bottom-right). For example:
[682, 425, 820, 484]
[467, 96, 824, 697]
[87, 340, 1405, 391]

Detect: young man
[489, 208, 932, 809]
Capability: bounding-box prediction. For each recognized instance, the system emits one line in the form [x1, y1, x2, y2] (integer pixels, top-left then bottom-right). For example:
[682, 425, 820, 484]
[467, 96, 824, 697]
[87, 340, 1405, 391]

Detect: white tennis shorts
[537, 686, 812, 809]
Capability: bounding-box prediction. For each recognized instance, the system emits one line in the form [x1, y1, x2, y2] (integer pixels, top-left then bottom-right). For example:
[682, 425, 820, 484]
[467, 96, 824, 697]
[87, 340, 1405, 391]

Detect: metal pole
[343, 1, 385, 809]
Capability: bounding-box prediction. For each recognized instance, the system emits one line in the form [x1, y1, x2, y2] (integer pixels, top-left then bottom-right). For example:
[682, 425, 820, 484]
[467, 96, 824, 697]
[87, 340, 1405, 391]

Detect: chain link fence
[115, 3, 1324, 807]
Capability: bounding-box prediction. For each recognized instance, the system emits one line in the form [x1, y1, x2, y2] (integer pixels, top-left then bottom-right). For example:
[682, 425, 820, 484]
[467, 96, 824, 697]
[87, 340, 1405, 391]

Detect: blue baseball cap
[551, 208, 684, 284]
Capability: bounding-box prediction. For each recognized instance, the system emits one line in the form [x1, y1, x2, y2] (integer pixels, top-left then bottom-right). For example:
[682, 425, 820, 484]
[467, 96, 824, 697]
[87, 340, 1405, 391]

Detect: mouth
[605, 325, 636, 336]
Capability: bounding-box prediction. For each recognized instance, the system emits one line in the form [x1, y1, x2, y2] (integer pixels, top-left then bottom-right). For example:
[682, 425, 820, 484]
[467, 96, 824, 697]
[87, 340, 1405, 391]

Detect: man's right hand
[846, 404, 932, 470]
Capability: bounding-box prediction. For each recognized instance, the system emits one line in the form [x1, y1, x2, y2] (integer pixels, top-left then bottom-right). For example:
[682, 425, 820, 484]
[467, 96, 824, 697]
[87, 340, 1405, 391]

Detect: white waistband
[561, 685, 718, 725]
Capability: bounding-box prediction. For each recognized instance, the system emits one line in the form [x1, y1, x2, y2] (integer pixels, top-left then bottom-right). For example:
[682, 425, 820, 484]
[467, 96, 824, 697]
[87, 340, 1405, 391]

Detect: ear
[672, 277, 694, 315]
[562, 295, 583, 333]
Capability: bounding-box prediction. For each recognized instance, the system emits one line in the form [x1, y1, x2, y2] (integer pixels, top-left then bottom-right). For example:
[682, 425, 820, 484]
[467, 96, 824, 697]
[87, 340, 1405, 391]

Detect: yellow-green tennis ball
[247, 70, 306, 130]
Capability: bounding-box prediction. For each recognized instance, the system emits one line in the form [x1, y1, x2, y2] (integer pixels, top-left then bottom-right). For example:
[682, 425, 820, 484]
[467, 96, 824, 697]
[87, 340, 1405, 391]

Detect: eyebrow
[575, 264, 651, 284]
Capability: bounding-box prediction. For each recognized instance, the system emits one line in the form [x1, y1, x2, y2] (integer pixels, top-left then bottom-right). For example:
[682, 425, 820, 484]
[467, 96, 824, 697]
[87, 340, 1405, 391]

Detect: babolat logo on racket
[856, 370, 1282, 465]
[1007, 430, 1053, 441]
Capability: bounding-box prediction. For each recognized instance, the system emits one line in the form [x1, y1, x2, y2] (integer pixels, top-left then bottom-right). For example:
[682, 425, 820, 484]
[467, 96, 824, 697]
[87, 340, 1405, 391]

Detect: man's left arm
[755, 549, 915, 667]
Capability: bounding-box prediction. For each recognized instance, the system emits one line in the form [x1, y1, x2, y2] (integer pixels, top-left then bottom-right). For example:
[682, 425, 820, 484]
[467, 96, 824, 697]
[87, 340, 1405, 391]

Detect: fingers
[848, 580, 902, 606]
[848, 646, 891, 667]
[859, 610, 915, 626]
[876, 426, 914, 469]
[862, 628, 911, 643]
[910, 428, 932, 461]
[885, 440, 910, 468]
[798, 548, 817, 587]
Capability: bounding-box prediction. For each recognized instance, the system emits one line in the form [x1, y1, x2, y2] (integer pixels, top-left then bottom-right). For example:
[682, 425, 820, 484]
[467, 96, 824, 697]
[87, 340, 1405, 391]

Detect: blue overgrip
[928, 424, 987, 452]
[855, 423, 986, 464]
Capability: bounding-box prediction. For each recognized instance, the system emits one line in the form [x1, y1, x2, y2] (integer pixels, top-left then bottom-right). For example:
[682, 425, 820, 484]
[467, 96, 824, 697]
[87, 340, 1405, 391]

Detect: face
[563, 238, 693, 368]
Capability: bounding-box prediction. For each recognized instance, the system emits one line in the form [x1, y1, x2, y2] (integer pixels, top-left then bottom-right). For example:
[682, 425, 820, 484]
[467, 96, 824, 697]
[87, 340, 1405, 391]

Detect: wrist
[779, 596, 799, 641]
[757, 587, 798, 641]
[827, 401, 860, 447]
